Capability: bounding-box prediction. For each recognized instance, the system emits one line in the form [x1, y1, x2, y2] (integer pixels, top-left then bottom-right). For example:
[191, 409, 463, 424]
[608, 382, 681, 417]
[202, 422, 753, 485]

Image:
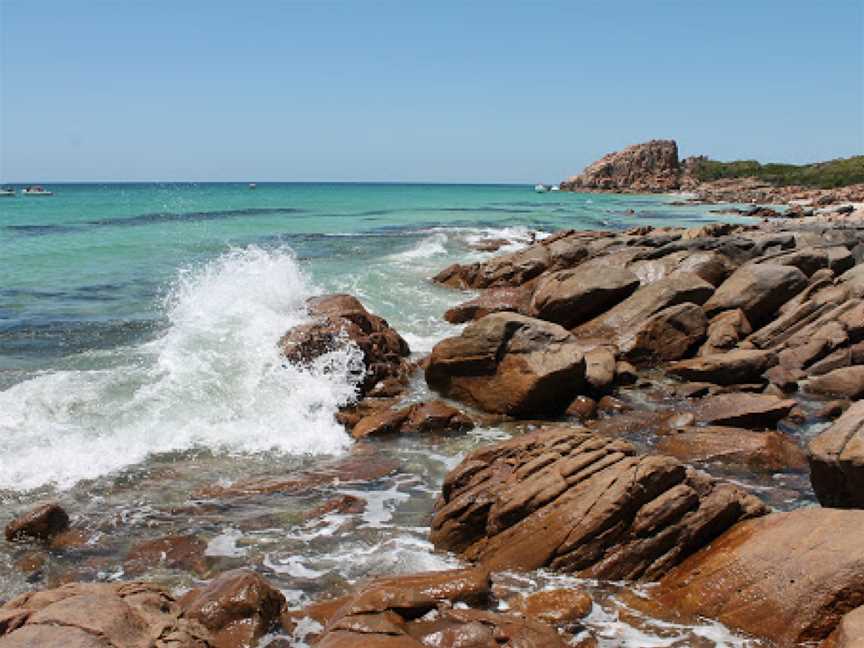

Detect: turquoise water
[0, 184, 767, 644]
[1, 183, 725, 375]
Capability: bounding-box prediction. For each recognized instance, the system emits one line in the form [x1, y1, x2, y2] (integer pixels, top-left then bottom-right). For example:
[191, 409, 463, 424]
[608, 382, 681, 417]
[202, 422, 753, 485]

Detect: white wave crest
[390, 233, 448, 260]
[0, 246, 361, 492]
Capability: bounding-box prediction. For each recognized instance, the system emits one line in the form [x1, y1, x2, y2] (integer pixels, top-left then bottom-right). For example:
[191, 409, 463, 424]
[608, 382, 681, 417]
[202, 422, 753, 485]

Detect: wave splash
[0, 246, 362, 492]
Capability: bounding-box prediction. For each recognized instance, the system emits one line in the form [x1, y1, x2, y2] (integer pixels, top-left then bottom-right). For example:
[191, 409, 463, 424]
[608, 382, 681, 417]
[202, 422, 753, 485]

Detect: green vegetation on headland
[689, 155, 864, 188]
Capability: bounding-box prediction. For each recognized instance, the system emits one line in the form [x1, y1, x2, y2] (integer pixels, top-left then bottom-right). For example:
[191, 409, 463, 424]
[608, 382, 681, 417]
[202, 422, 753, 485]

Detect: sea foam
[0, 246, 361, 492]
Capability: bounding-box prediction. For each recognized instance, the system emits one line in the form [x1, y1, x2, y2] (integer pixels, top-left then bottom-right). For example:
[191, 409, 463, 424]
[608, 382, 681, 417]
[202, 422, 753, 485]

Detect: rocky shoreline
[559, 139, 864, 219]
[5, 215, 864, 646]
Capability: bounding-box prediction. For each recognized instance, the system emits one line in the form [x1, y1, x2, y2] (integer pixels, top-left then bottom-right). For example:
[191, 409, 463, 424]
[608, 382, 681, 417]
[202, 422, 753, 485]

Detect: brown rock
[433, 233, 589, 289]
[5, 503, 69, 543]
[443, 286, 532, 324]
[0, 581, 211, 647]
[703, 263, 808, 325]
[823, 606, 864, 648]
[808, 400, 864, 508]
[700, 308, 751, 355]
[648, 508, 864, 646]
[694, 392, 796, 429]
[124, 534, 209, 577]
[181, 569, 285, 648]
[667, 349, 776, 386]
[806, 366, 864, 399]
[529, 265, 640, 328]
[305, 494, 367, 520]
[584, 346, 617, 392]
[618, 302, 707, 364]
[426, 313, 587, 416]
[509, 588, 593, 624]
[280, 294, 411, 398]
[401, 400, 474, 434]
[350, 408, 412, 439]
[560, 140, 681, 192]
[430, 427, 765, 580]
[575, 272, 714, 340]
[657, 426, 806, 472]
[566, 395, 597, 420]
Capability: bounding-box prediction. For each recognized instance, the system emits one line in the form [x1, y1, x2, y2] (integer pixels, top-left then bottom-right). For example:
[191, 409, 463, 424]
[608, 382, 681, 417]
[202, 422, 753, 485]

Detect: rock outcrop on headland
[560, 139, 681, 192]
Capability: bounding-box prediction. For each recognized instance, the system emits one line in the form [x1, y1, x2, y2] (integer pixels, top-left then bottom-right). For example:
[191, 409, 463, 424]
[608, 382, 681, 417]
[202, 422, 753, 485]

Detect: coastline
[3, 201, 864, 645]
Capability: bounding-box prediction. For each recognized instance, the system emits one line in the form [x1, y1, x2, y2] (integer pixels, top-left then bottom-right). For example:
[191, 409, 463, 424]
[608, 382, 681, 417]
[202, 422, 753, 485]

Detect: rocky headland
[6, 213, 864, 646]
[560, 139, 864, 218]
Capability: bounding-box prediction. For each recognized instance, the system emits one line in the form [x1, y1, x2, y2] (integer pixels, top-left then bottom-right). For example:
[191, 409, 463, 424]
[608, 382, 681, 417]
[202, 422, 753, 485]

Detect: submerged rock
[430, 427, 765, 580]
[647, 508, 864, 646]
[693, 392, 796, 429]
[657, 426, 806, 472]
[426, 313, 587, 416]
[4, 504, 70, 544]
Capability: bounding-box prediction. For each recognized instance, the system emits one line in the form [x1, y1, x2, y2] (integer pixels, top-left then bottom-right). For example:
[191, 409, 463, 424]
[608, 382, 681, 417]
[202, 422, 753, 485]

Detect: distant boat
[22, 185, 53, 196]
[0, 187, 15, 197]
[550, 185, 560, 192]
[534, 184, 549, 193]
[249, 182, 257, 189]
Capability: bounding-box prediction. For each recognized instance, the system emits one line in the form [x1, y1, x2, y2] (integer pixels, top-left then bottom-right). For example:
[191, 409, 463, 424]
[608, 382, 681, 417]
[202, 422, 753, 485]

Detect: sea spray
[0, 246, 362, 492]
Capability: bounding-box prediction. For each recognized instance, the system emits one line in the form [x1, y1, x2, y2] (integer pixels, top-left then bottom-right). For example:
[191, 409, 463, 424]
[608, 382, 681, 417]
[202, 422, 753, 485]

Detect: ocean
[0, 183, 760, 645]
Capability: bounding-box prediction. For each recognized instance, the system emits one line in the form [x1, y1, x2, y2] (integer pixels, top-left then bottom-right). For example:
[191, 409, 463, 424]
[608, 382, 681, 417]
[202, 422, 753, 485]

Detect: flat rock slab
[657, 426, 806, 472]
[667, 349, 776, 386]
[694, 392, 796, 429]
[646, 508, 864, 647]
[430, 427, 765, 581]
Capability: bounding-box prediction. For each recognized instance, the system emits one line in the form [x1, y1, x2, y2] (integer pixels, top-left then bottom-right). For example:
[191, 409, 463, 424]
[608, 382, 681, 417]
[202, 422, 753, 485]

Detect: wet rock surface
[808, 400, 864, 507]
[645, 508, 864, 647]
[430, 427, 766, 580]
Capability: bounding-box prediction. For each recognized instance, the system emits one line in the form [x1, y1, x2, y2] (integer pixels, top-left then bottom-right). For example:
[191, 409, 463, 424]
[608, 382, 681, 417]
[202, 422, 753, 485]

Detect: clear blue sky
[1, 0, 862, 183]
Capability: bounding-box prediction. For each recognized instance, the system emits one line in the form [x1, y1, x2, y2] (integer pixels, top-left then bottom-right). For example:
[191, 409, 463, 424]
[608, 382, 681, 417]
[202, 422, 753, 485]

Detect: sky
[1, 0, 862, 183]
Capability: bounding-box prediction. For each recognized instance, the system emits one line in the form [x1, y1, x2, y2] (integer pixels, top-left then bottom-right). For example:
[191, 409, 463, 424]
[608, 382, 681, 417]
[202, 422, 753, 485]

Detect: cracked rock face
[560, 140, 681, 192]
[430, 427, 766, 581]
[808, 400, 864, 507]
[0, 581, 212, 647]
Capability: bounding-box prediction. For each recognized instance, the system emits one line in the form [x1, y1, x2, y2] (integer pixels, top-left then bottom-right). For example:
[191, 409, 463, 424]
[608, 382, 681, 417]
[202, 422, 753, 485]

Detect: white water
[0, 246, 362, 491]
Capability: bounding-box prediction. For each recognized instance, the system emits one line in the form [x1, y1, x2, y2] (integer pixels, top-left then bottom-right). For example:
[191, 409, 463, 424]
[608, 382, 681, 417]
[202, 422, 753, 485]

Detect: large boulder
[0, 581, 212, 647]
[647, 508, 864, 647]
[574, 271, 714, 340]
[703, 263, 808, 325]
[425, 313, 587, 416]
[560, 139, 681, 192]
[430, 427, 766, 580]
[529, 265, 640, 328]
[808, 400, 864, 508]
[667, 349, 776, 386]
[280, 294, 411, 398]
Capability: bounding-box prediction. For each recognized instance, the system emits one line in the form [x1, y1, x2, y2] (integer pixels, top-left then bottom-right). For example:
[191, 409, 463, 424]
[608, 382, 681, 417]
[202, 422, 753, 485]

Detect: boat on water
[0, 187, 15, 197]
[550, 185, 560, 192]
[534, 184, 549, 193]
[22, 185, 53, 196]
[249, 182, 257, 189]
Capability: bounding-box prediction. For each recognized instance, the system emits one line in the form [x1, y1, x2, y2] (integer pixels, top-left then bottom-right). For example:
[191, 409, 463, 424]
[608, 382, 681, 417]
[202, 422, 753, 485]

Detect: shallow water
[1, 183, 767, 643]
